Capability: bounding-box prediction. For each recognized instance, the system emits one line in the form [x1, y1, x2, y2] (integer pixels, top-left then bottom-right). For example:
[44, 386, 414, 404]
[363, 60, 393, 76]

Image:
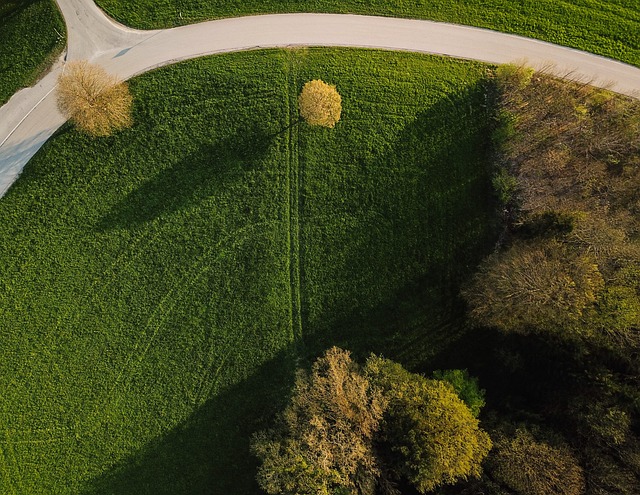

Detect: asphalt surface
[1, 0, 639, 196]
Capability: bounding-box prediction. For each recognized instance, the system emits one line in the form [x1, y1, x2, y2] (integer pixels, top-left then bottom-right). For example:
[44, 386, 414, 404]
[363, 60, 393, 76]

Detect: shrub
[298, 79, 342, 128]
[492, 166, 519, 205]
[57, 60, 132, 136]
[432, 369, 486, 418]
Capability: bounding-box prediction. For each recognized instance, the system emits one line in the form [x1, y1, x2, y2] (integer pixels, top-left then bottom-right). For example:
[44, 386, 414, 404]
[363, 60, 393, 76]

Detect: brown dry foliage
[463, 239, 604, 333]
[495, 64, 640, 233]
[252, 347, 386, 495]
[490, 429, 586, 495]
[57, 60, 132, 137]
[298, 79, 342, 128]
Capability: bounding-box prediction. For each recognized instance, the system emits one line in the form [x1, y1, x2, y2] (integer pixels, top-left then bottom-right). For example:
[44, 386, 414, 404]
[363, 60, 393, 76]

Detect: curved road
[1, 0, 639, 197]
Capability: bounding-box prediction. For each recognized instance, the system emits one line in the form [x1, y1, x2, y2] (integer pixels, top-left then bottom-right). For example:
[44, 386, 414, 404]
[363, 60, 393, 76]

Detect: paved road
[1, 0, 639, 196]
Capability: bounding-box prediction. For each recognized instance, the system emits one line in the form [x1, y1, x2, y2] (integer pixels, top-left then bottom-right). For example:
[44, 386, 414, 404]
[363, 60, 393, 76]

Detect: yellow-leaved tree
[57, 60, 132, 137]
[298, 79, 342, 128]
[365, 356, 492, 494]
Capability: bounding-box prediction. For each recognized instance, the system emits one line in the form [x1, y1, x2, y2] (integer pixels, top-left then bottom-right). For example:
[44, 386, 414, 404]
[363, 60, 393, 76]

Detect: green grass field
[0, 0, 65, 105]
[95, 0, 640, 67]
[0, 49, 495, 493]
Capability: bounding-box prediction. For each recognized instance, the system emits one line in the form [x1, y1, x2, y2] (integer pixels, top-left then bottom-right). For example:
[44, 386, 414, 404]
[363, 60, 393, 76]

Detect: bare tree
[462, 239, 604, 334]
[57, 61, 132, 137]
[489, 429, 585, 495]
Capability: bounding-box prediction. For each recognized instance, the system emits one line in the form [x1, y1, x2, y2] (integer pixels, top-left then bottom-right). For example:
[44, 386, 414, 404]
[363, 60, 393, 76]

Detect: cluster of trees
[252, 348, 491, 495]
[466, 63, 640, 359]
[462, 65, 640, 494]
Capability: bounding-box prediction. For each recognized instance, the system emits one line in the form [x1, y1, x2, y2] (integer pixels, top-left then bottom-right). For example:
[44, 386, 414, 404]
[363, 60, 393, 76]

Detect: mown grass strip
[287, 50, 304, 345]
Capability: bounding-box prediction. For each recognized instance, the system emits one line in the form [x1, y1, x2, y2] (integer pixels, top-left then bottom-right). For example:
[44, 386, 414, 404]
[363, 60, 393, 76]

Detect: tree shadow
[0, 0, 38, 23]
[298, 79, 498, 369]
[96, 125, 274, 230]
[82, 347, 299, 495]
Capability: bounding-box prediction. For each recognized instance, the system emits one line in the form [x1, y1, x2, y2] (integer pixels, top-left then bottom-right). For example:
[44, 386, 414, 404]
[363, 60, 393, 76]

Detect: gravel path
[1, 0, 639, 196]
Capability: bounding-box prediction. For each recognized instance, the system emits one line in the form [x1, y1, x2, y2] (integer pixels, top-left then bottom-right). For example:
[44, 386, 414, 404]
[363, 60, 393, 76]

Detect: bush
[57, 60, 132, 136]
[495, 64, 535, 92]
[432, 369, 486, 418]
[492, 166, 519, 205]
[298, 79, 342, 128]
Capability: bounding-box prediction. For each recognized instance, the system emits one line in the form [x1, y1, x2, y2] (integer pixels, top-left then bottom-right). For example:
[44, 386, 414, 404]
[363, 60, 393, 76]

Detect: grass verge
[94, 0, 640, 67]
[0, 0, 65, 105]
[0, 48, 495, 493]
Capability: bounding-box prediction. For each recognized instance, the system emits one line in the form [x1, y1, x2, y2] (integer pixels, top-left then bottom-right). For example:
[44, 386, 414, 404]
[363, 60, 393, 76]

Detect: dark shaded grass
[0, 49, 496, 493]
[294, 50, 496, 367]
[94, 0, 640, 66]
[0, 0, 65, 105]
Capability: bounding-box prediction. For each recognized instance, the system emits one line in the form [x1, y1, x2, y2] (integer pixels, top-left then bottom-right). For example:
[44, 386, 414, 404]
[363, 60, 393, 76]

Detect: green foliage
[0, 49, 494, 493]
[432, 369, 486, 417]
[518, 211, 575, 240]
[0, 0, 65, 105]
[366, 357, 492, 493]
[492, 166, 518, 205]
[252, 435, 337, 495]
[586, 405, 631, 447]
[495, 64, 534, 91]
[94, 0, 640, 66]
[489, 429, 585, 495]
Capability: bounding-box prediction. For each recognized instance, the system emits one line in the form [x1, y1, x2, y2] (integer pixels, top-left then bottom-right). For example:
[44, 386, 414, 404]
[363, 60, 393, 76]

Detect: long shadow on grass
[81, 347, 299, 495]
[81, 82, 498, 494]
[97, 126, 273, 230]
[298, 80, 498, 370]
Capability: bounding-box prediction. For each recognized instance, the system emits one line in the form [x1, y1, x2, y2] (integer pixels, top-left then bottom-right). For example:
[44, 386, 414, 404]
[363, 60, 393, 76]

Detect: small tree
[57, 60, 132, 137]
[298, 79, 342, 128]
[365, 357, 492, 493]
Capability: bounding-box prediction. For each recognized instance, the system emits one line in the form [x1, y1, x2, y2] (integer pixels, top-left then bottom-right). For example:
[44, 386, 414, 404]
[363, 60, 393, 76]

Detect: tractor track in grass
[286, 53, 304, 345]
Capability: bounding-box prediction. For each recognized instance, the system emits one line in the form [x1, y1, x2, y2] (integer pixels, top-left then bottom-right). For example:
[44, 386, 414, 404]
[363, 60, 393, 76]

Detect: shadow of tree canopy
[97, 126, 274, 230]
[81, 80, 499, 494]
[81, 348, 299, 495]
[298, 80, 497, 368]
